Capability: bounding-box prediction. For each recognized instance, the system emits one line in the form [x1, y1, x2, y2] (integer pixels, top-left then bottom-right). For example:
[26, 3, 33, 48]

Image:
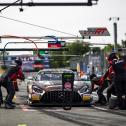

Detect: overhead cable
[0, 15, 78, 37]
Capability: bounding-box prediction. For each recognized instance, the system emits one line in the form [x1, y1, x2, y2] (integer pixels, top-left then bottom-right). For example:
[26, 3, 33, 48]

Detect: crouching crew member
[94, 52, 118, 105]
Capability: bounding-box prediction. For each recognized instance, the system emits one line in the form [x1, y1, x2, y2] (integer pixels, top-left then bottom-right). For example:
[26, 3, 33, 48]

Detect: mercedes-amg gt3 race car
[26, 69, 92, 106]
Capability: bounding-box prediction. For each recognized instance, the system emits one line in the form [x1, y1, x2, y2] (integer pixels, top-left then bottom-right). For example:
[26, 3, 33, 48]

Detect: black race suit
[112, 59, 126, 108]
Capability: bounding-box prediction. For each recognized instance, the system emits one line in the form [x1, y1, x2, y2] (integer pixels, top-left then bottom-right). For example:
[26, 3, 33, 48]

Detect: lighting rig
[0, 0, 99, 12]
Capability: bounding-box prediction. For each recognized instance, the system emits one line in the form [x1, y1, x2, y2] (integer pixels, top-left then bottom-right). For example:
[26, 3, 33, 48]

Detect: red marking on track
[20, 105, 36, 112]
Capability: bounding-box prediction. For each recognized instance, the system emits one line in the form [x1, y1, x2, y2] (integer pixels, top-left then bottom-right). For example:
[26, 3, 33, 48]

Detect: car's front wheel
[27, 98, 33, 106]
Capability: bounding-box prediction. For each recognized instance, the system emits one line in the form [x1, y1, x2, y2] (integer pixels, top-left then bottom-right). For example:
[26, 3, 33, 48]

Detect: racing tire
[63, 106, 72, 110]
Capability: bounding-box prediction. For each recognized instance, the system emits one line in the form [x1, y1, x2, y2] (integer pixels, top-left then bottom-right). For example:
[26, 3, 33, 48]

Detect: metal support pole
[109, 17, 119, 51]
[113, 22, 117, 50]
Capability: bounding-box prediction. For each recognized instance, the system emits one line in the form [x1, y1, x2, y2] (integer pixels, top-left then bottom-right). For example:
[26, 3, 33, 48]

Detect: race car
[26, 68, 92, 106]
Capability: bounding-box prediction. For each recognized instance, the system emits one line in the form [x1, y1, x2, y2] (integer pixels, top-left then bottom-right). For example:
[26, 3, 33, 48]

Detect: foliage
[49, 51, 66, 68]
[104, 44, 114, 54]
[0, 65, 7, 70]
[91, 47, 101, 55]
[66, 40, 90, 55]
[103, 43, 122, 54]
[121, 40, 126, 48]
[49, 40, 90, 68]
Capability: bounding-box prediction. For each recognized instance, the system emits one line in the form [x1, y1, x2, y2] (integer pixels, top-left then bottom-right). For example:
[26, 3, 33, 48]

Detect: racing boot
[101, 96, 107, 105]
[11, 101, 16, 104]
[101, 100, 107, 105]
[0, 99, 3, 107]
[5, 103, 15, 109]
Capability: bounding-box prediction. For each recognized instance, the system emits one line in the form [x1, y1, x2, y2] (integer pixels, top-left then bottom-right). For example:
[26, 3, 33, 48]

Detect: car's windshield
[38, 72, 83, 81]
[40, 73, 62, 81]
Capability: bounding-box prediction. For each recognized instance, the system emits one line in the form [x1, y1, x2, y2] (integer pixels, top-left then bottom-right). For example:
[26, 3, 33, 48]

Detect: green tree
[66, 40, 90, 55]
[121, 40, 126, 48]
[49, 40, 90, 68]
[49, 51, 66, 68]
[104, 43, 122, 55]
[92, 47, 101, 55]
[104, 44, 114, 54]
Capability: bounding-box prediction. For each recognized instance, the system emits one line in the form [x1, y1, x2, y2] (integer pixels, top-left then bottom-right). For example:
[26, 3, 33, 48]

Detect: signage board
[79, 27, 110, 37]
[62, 72, 74, 110]
[48, 40, 60, 48]
[48, 40, 65, 48]
[62, 73, 74, 91]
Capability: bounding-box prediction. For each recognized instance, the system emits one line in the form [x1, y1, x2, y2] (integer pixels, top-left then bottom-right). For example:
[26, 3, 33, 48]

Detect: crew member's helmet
[15, 58, 22, 66]
[108, 52, 118, 61]
[107, 52, 118, 65]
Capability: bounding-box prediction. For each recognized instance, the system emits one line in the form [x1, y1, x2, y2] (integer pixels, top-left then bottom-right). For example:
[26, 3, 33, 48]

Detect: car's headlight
[79, 85, 90, 94]
[32, 85, 44, 94]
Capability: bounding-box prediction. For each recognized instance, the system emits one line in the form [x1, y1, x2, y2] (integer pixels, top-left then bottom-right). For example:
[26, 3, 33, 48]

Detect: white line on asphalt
[93, 106, 108, 111]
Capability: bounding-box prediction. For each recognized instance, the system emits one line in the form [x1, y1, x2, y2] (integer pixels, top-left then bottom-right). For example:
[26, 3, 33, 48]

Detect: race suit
[112, 59, 126, 108]
[96, 65, 114, 104]
[0, 65, 25, 105]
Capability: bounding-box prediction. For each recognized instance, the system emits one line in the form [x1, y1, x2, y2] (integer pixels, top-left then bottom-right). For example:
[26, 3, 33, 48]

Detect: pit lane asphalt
[0, 81, 126, 126]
